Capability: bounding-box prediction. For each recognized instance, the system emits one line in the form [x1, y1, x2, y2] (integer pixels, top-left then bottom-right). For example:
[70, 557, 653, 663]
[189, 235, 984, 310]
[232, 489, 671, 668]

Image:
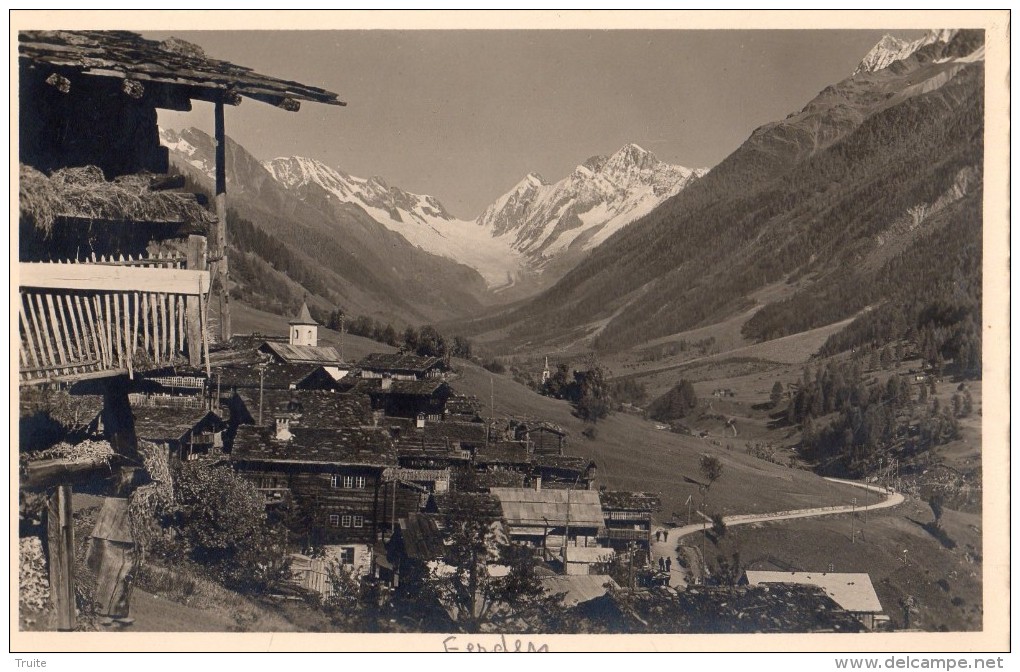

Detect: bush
[581, 426, 598, 441]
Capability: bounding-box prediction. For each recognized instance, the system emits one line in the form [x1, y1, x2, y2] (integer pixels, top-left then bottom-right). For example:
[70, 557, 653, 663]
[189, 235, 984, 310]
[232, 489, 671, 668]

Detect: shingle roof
[490, 487, 603, 528]
[231, 425, 397, 467]
[220, 361, 318, 390]
[534, 455, 594, 472]
[744, 572, 883, 614]
[20, 31, 344, 109]
[423, 421, 487, 445]
[132, 407, 222, 442]
[598, 491, 662, 513]
[259, 342, 344, 366]
[429, 492, 503, 521]
[542, 575, 619, 607]
[377, 379, 449, 397]
[397, 514, 445, 562]
[289, 302, 317, 326]
[473, 471, 528, 490]
[359, 352, 443, 374]
[474, 441, 531, 465]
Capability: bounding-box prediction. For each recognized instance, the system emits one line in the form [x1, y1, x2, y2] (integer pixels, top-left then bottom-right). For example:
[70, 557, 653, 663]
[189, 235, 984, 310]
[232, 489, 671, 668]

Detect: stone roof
[231, 424, 397, 467]
[598, 491, 662, 513]
[490, 487, 603, 528]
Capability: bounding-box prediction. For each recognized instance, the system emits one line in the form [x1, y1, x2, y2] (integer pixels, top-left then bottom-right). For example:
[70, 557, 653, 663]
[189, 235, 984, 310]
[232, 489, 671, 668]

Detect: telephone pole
[851, 497, 857, 543]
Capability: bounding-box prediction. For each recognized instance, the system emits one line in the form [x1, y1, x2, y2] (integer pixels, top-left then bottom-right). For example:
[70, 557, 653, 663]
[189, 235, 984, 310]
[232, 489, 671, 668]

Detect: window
[342, 515, 352, 528]
[339, 547, 355, 565]
[330, 474, 339, 488]
[329, 514, 340, 527]
[353, 515, 364, 528]
[355, 476, 366, 489]
[343, 475, 354, 488]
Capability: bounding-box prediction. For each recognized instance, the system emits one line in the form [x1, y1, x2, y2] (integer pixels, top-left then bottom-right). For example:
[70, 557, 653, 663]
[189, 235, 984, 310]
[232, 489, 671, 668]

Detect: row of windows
[330, 475, 367, 489]
[328, 514, 364, 528]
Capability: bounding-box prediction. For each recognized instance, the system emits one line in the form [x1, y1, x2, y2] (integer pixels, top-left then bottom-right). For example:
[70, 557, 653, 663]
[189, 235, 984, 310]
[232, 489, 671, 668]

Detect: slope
[456, 30, 984, 360]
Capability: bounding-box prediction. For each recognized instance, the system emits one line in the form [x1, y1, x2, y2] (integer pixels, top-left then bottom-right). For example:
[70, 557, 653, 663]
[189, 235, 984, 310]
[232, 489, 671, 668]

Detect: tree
[710, 513, 727, 539]
[648, 379, 699, 422]
[927, 492, 946, 530]
[431, 491, 504, 631]
[770, 381, 784, 408]
[699, 455, 724, 490]
[573, 356, 612, 423]
[166, 464, 290, 593]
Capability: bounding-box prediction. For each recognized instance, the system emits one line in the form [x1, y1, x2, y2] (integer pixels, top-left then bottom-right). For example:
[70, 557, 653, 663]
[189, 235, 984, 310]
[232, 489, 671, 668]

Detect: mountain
[478, 144, 706, 289]
[264, 156, 523, 289]
[454, 29, 985, 362]
[160, 127, 491, 326]
[852, 29, 958, 76]
[262, 144, 704, 296]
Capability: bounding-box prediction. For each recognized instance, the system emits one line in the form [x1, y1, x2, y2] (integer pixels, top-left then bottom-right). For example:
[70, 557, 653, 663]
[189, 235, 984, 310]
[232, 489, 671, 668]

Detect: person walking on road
[655, 530, 662, 543]
[659, 557, 666, 572]
[665, 557, 672, 573]
[663, 529, 669, 542]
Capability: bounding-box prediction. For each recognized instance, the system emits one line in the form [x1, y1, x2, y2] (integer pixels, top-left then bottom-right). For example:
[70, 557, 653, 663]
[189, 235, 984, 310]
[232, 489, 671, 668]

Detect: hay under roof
[20, 163, 215, 236]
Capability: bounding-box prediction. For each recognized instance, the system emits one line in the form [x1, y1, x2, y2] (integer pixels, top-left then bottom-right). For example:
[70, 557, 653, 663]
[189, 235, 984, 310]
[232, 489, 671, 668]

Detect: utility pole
[257, 365, 265, 424]
[214, 98, 230, 342]
[685, 494, 693, 526]
[701, 486, 707, 567]
[851, 497, 857, 543]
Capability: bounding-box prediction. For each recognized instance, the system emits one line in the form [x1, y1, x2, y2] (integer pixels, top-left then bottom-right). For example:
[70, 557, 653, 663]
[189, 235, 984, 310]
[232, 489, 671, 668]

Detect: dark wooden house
[365, 379, 452, 423]
[598, 491, 662, 552]
[231, 422, 397, 546]
[514, 420, 568, 456]
[130, 407, 226, 462]
[533, 455, 597, 490]
[17, 29, 343, 631]
[358, 352, 446, 381]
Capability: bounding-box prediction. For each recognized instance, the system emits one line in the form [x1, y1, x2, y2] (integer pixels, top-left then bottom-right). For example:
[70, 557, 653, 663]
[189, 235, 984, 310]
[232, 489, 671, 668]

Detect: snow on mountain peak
[853, 29, 960, 76]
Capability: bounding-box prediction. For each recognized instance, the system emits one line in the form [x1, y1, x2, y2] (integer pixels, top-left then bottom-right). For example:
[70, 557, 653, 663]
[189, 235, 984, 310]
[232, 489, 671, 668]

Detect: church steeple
[289, 301, 318, 346]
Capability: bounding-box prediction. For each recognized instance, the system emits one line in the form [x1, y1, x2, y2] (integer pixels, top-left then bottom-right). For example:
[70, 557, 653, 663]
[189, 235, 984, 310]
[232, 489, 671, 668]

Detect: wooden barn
[358, 352, 446, 381]
[598, 491, 662, 552]
[17, 29, 342, 630]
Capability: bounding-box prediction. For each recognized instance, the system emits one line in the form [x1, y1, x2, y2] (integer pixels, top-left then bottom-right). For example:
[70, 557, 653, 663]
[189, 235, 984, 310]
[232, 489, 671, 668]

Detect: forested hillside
[455, 31, 984, 373]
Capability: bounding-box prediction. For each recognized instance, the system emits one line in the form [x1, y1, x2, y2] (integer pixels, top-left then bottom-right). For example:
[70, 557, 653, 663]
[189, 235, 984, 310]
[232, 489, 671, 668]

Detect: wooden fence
[18, 250, 211, 385]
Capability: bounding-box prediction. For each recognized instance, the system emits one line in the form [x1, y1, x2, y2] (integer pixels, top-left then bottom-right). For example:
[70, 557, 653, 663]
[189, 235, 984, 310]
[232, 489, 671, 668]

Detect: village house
[598, 491, 662, 553]
[364, 378, 453, 424]
[130, 406, 226, 462]
[473, 441, 533, 475]
[381, 512, 445, 588]
[231, 421, 397, 574]
[513, 420, 568, 455]
[358, 352, 446, 381]
[444, 394, 484, 422]
[743, 571, 887, 631]
[533, 455, 597, 490]
[489, 486, 606, 559]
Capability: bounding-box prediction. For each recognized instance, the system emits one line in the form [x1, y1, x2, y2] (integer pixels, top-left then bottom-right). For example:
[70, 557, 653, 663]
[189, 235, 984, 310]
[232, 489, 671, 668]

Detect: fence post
[185, 235, 207, 367]
[47, 484, 75, 631]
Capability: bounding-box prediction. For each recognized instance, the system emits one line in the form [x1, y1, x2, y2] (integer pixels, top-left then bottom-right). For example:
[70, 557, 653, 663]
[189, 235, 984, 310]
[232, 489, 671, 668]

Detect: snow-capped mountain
[852, 29, 958, 76]
[262, 143, 704, 292]
[479, 144, 706, 263]
[263, 156, 524, 289]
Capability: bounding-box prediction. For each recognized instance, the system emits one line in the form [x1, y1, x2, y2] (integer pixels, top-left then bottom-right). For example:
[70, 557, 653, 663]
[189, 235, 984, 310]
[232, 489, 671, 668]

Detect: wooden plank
[19, 263, 211, 295]
[23, 455, 125, 491]
[75, 294, 100, 364]
[130, 292, 139, 377]
[152, 293, 162, 365]
[141, 292, 150, 356]
[112, 292, 123, 368]
[47, 485, 75, 631]
[200, 289, 211, 378]
[101, 294, 114, 368]
[168, 294, 177, 359]
[31, 293, 57, 373]
[19, 296, 42, 370]
[186, 236, 207, 367]
[44, 293, 69, 372]
[64, 294, 87, 366]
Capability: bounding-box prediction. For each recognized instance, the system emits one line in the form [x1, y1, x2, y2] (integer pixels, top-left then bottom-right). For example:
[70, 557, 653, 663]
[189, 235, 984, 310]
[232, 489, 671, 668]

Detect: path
[650, 478, 904, 585]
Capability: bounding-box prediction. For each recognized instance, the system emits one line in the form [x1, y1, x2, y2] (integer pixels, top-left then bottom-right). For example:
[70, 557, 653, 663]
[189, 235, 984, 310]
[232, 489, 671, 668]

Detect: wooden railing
[19, 252, 211, 385]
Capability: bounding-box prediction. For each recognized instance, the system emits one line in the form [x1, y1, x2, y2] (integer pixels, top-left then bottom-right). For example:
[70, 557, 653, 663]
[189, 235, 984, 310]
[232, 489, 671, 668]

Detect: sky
[150, 29, 925, 220]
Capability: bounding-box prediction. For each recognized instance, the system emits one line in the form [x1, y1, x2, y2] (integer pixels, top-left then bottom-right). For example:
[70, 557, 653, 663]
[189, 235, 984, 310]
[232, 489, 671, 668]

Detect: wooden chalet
[129, 406, 226, 462]
[421, 420, 488, 450]
[473, 441, 532, 474]
[231, 422, 397, 544]
[381, 513, 445, 588]
[489, 486, 605, 553]
[598, 491, 662, 552]
[513, 420, 568, 455]
[18, 29, 342, 630]
[358, 352, 446, 381]
[361, 378, 452, 423]
[743, 571, 887, 631]
[444, 394, 483, 422]
[533, 455, 597, 490]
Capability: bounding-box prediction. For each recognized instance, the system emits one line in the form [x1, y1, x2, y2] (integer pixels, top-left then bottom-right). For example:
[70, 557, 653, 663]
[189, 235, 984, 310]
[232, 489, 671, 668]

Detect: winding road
[650, 478, 905, 588]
